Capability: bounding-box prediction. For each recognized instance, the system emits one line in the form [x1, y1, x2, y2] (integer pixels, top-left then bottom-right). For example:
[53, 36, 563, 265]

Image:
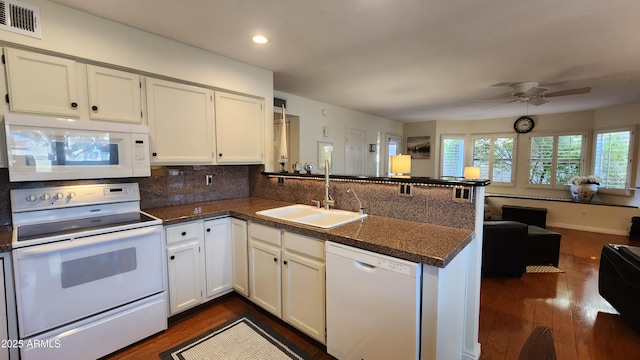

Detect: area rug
[526, 265, 565, 273]
[159, 313, 314, 360]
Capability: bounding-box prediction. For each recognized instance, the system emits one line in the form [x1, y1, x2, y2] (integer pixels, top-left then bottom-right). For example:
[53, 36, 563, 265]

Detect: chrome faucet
[322, 160, 335, 210]
[347, 189, 365, 215]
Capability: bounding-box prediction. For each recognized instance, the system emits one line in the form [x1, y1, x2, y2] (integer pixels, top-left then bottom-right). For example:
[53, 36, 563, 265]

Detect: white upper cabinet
[214, 92, 264, 164]
[4, 47, 80, 116]
[146, 77, 215, 164]
[87, 65, 142, 124]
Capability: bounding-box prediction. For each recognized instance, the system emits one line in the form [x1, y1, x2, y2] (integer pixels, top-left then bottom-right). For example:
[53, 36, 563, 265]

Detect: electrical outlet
[452, 185, 473, 203]
[398, 184, 413, 197]
[205, 174, 213, 185]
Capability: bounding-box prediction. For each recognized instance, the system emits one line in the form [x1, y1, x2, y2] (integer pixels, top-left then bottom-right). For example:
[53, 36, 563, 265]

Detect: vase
[570, 183, 598, 202]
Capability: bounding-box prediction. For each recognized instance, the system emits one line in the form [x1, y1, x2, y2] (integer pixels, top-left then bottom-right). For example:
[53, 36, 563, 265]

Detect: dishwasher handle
[355, 260, 377, 272]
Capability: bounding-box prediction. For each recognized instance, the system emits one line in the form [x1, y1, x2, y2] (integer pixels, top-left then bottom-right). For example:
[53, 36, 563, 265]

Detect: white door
[204, 218, 233, 299]
[167, 239, 203, 315]
[345, 128, 366, 175]
[87, 65, 142, 124]
[282, 250, 326, 344]
[4, 47, 79, 116]
[248, 240, 282, 317]
[231, 219, 249, 297]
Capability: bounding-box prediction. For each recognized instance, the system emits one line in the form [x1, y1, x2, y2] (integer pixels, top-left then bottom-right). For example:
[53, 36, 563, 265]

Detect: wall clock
[514, 116, 534, 133]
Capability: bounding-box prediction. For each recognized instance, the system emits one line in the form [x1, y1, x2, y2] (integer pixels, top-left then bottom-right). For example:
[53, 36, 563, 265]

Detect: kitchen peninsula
[140, 168, 488, 360]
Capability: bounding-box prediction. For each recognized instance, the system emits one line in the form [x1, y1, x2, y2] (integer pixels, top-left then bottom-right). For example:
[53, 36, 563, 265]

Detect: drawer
[249, 223, 281, 247]
[166, 221, 203, 245]
[284, 232, 325, 260]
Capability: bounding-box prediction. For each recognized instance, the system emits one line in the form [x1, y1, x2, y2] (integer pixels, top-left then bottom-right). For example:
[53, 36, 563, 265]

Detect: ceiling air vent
[0, 0, 41, 39]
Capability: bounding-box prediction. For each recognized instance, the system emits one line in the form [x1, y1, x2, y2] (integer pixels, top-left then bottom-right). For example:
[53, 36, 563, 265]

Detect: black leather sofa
[482, 221, 528, 277]
[599, 244, 640, 332]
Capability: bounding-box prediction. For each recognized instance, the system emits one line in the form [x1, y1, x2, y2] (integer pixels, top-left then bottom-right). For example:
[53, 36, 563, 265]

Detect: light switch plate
[398, 184, 413, 197]
[452, 185, 473, 203]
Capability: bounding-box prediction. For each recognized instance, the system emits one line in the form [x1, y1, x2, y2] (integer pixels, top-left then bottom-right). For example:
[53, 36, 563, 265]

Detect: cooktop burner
[16, 212, 158, 242]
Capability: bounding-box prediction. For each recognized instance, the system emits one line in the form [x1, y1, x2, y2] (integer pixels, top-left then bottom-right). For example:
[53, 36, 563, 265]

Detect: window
[593, 128, 633, 191]
[440, 135, 465, 177]
[472, 134, 516, 185]
[529, 133, 584, 187]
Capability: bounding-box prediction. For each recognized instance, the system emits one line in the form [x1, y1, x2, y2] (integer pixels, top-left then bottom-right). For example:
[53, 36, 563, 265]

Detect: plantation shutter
[594, 130, 631, 189]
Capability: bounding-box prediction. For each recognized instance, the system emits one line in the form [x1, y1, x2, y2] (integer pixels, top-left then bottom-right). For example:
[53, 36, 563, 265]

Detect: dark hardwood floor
[480, 227, 640, 360]
[103, 293, 334, 360]
[105, 227, 640, 360]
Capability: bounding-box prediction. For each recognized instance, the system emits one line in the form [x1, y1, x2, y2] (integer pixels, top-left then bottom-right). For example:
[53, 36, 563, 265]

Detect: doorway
[345, 127, 365, 175]
[273, 112, 300, 172]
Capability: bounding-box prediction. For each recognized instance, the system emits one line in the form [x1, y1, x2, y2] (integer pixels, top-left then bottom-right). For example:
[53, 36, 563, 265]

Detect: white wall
[0, 0, 275, 168]
[404, 103, 640, 235]
[274, 91, 403, 175]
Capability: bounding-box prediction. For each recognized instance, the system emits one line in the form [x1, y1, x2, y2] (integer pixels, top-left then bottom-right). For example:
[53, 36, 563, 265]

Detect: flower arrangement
[569, 175, 601, 185]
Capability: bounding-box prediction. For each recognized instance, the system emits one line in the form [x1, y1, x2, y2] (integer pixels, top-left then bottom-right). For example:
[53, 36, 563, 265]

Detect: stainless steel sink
[256, 204, 367, 229]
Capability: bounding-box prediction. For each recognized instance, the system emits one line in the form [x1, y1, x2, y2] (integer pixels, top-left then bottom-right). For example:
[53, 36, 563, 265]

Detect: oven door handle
[14, 226, 161, 259]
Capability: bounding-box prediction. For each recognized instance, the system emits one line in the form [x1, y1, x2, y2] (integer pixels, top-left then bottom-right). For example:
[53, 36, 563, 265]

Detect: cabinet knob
[181, 231, 187, 236]
[283, 260, 288, 265]
[91, 105, 98, 111]
[152, 152, 157, 157]
[170, 255, 175, 260]
[218, 153, 222, 157]
[71, 102, 78, 108]
[273, 257, 278, 262]
[206, 228, 211, 232]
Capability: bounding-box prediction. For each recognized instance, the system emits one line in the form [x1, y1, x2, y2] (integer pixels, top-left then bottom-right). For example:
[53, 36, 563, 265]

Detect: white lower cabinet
[166, 221, 205, 315]
[248, 223, 326, 343]
[248, 223, 282, 317]
[204, 218, 233, 299]
[166, 218, 236, 316]
[282, 232, 326, 344]
[231, 219, 249, 297]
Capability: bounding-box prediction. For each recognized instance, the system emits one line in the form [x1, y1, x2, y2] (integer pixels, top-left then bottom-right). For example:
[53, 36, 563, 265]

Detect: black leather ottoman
[599, 244, 640, 332]
[482, 221, 528, 277]
[502, 205, 548, 228]
[526, 225, 561, 266]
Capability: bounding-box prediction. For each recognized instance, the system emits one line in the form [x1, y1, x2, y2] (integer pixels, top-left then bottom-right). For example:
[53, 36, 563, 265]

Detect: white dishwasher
[326, 241, 422, 360]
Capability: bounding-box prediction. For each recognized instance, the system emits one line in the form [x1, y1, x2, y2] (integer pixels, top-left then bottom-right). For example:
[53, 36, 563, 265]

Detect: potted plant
[569, 175, 601, 201]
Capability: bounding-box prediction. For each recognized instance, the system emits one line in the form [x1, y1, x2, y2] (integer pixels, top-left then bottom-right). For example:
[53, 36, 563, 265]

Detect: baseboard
[547, 221, 629, 236]
[462, 344, 481, 360]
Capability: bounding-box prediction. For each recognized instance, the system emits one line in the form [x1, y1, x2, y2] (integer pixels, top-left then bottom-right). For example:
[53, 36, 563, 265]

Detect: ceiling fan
[475, 81, 591, 108]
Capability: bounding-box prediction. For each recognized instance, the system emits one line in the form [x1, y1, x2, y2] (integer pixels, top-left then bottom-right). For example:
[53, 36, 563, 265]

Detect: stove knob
[26, 194, 37, 202]
[54, 193, 64, 200]
[67, 192, 76, 199]
[41, 194, 51, 201]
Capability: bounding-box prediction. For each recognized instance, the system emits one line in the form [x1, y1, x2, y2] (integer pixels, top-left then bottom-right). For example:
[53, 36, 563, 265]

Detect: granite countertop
[144, 197, 474, 268]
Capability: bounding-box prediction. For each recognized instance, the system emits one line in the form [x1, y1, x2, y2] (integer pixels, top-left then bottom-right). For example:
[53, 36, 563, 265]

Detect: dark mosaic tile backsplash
[0, 165, 252, 226]
[0, 164, 476, 230]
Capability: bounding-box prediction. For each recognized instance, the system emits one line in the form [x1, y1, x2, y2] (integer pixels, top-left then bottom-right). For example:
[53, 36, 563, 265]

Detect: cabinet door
[146, 78, 214, 164]
[214, 92, 264, 164]
[282, 251, 326, 344]
[248, 239, 282, 317]
[231, 218, 249, 297]
[204, 218, 233, 299]
[166, 239, 204, 315]
[4, 48, 79, 116]
[87, 65, 142, 123]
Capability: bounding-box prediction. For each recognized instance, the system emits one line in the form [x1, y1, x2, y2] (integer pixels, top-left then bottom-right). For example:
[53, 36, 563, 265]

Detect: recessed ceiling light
[252, 35, 268, 44]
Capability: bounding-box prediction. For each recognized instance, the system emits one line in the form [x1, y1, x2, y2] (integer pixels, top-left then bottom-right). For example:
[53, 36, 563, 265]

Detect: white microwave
[4, 114, 150, 182]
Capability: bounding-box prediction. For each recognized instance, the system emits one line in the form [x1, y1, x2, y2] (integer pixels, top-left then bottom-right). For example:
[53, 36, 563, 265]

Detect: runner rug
[526, 265, 565, 273]
[159, 313, 314, 360]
